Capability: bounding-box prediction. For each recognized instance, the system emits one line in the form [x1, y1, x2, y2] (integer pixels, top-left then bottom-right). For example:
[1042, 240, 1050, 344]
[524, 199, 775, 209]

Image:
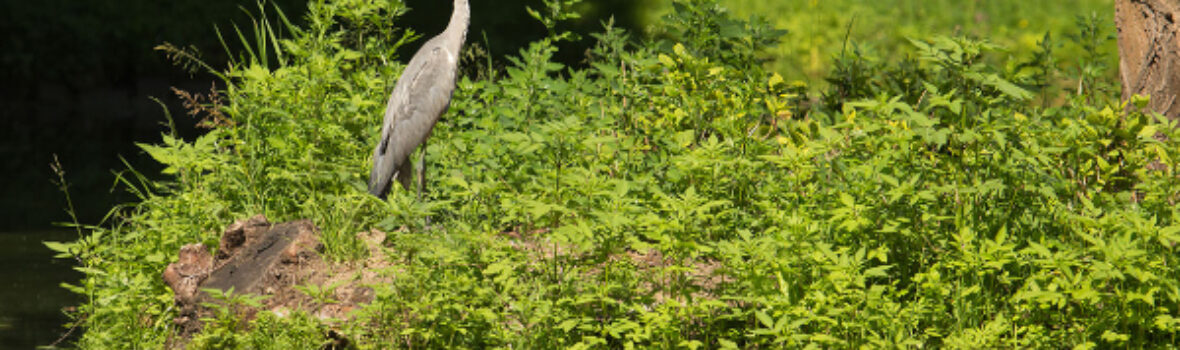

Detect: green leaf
[864, 265, 893, 278]
[755, 310, 774, 329]
[1100, 330, 1129, 343]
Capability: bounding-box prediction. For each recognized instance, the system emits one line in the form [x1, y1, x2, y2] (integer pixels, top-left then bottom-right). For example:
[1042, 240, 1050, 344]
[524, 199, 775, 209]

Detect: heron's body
[369, 0, 470, 198]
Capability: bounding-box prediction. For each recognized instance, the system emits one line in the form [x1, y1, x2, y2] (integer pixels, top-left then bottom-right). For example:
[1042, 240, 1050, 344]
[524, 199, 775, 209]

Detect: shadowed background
[0, 0, 655, 231]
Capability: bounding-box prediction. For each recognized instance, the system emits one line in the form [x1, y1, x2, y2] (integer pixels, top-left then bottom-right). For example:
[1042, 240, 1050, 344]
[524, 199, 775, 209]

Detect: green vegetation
[48, 0, 1180, 348]
[712, 0, 1115, 87]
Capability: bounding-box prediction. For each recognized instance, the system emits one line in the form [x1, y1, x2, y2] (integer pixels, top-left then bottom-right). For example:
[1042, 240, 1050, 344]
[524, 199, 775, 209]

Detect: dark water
[0, 230, 83, 349]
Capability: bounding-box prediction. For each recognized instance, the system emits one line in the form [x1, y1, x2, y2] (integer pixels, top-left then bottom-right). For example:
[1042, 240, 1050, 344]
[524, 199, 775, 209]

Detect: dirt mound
[162, 215, 393, 340]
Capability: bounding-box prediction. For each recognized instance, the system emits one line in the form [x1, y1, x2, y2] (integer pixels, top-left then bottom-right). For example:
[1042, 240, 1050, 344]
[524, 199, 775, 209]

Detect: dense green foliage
[711, 0, 1115, 87]
[50, 0, 1180, 348]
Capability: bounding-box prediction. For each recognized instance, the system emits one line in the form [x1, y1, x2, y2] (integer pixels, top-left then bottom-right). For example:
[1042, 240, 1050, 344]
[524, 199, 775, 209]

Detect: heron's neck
[443, 0, 469, 48]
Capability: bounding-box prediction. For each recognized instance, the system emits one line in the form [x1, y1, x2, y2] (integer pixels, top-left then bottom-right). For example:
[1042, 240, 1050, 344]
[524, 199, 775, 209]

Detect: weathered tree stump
[161, 215, 378, 339]
[1116, 0, 1180, 118]
[201, 218, 323, 296]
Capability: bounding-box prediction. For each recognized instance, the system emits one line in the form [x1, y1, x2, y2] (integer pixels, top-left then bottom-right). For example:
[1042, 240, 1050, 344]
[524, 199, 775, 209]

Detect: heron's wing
[369, 38, 458, 195]
[390, 44, 458, 154]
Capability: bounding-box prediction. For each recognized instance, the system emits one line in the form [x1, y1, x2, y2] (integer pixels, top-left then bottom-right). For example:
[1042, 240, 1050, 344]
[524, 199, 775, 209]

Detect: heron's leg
[416, 146, 432, 228]
[416, 146, 427, 201]
[396, 159, 414, 192]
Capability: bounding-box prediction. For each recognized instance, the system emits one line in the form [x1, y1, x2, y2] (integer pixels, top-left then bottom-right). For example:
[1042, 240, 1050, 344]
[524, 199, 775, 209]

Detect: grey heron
[368, 0, 470, 199]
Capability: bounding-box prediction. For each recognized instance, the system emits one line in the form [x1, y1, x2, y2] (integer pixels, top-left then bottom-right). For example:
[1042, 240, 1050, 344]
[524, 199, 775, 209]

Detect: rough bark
[162, 215, 327, 337]
[161, 215, 385, 343]
[1116, 0, 1180, 118]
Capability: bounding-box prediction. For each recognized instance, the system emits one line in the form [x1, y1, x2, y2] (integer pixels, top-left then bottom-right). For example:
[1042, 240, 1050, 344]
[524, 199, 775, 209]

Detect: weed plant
[48, 0, 1180, 348]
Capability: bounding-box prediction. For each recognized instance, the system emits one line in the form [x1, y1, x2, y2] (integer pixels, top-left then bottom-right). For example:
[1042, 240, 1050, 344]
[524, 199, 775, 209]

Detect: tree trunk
[1116, 0, 1180, 118]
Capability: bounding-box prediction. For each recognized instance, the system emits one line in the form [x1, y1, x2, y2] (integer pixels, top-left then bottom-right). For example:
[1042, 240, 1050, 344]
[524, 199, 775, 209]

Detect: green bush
[712, 0, 1116, 90]
[50, 0, 1180, 348]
